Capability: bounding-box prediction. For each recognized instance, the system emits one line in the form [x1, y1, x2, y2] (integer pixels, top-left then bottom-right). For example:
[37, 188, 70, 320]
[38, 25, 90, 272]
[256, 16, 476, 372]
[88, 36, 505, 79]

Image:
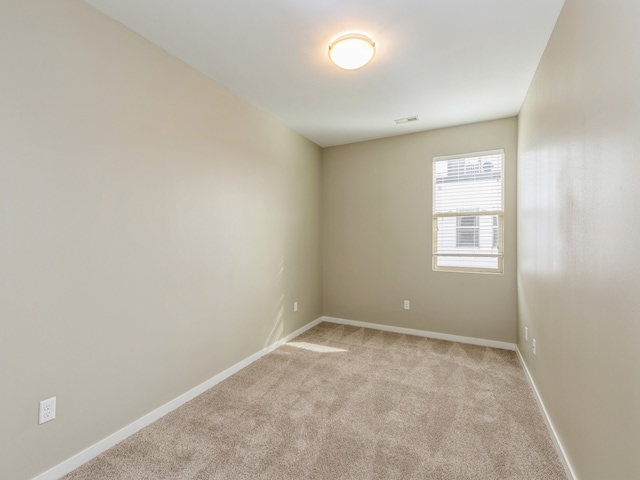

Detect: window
[432, 150, 504, 273]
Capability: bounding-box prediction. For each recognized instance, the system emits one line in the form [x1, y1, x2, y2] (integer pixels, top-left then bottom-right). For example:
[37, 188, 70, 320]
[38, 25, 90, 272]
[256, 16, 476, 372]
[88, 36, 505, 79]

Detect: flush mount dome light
[328, 33, 376, 70]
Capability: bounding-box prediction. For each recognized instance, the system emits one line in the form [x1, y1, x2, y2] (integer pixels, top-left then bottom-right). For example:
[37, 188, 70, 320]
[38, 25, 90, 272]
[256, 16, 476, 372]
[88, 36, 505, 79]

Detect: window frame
[432, 149, 505, 274]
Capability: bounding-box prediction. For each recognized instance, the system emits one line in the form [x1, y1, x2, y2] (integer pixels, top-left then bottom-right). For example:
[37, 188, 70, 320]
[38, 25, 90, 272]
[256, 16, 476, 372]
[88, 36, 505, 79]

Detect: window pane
[436, 215, 501, 254]
[434, 153, 503, 214]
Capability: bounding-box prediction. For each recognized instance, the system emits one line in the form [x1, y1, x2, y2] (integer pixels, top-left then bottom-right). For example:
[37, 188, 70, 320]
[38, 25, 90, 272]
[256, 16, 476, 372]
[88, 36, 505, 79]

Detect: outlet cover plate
[39, 396, 56, 425]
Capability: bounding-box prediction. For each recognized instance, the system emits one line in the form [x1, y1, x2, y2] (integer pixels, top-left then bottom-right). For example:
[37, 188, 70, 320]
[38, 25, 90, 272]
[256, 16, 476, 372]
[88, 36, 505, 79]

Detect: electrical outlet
[403, 300, 410, 310]
[525, 327, 529, 341]
[532, 338, 537, 355]
[39, 397, 56, 425]
[293, 301, 298, 312]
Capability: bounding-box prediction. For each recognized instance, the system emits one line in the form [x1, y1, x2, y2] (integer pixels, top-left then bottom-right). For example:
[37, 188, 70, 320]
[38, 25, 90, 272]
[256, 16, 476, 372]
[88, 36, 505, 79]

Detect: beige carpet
[63, 323, 567, 479]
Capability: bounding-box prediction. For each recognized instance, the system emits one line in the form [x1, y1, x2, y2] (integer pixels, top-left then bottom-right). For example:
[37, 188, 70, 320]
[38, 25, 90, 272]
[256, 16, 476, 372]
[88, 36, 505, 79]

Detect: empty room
[1, 0, 638, 479]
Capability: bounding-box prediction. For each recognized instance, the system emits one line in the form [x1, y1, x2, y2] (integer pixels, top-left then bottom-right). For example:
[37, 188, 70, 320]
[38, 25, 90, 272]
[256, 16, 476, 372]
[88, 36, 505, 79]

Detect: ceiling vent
[395, 116, 419, 124]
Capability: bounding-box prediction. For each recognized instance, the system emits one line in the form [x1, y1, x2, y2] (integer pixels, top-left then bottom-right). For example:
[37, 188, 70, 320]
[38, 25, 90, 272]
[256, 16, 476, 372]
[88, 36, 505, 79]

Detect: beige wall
[517, 0, 640, 478]
[322, 118, 518, 343]
[0, 1, 322, 479]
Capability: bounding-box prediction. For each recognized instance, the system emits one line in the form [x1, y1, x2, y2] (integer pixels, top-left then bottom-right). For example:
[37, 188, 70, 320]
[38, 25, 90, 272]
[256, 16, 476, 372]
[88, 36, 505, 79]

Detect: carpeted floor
[63, 323, 567, 479]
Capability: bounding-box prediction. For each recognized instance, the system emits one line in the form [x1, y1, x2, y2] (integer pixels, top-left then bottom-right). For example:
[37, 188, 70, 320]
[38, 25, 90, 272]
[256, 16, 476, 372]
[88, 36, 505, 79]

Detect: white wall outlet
[525, 326, 529, 341]
[532, 338, 537, 355]
[39, 396, 56, 425]
[293, 301, 298, 312]
[403, 300, 410, 310]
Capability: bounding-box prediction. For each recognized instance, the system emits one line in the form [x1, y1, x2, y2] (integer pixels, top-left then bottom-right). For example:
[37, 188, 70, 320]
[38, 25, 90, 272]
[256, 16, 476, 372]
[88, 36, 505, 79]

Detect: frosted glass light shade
[328, 33, 376, 70]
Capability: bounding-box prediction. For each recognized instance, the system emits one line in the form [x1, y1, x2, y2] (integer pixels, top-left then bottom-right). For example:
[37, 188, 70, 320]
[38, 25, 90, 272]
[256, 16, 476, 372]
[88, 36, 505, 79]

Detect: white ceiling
[85, 0, 565, 147]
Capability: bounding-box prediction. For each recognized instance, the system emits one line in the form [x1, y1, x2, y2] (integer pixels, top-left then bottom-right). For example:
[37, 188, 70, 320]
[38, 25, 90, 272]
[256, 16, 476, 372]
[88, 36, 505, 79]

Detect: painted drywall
[0, 1, 322, 479]
[322, 118, 517, 343]
[517, 0, 640, 478]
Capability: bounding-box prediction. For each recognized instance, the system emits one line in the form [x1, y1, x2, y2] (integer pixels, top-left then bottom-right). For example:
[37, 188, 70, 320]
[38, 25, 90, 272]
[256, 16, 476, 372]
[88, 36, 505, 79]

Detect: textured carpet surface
[63, 323, 567, 479]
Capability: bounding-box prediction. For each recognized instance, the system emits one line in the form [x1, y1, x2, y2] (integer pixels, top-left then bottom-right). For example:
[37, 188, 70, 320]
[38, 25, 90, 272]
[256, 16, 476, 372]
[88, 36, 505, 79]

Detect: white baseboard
[321, 316, 516, 351]
[516, 346, 577, 480]
[33, 317, 323, 480]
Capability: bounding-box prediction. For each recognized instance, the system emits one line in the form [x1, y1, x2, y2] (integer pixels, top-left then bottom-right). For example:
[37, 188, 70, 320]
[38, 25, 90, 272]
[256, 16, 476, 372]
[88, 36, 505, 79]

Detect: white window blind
[432, 150, 504, 273]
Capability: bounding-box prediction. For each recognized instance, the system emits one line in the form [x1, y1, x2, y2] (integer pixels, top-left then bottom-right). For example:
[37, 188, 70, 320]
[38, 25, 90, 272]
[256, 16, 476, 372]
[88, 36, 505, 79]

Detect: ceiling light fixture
[328, 33, 376, 70]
